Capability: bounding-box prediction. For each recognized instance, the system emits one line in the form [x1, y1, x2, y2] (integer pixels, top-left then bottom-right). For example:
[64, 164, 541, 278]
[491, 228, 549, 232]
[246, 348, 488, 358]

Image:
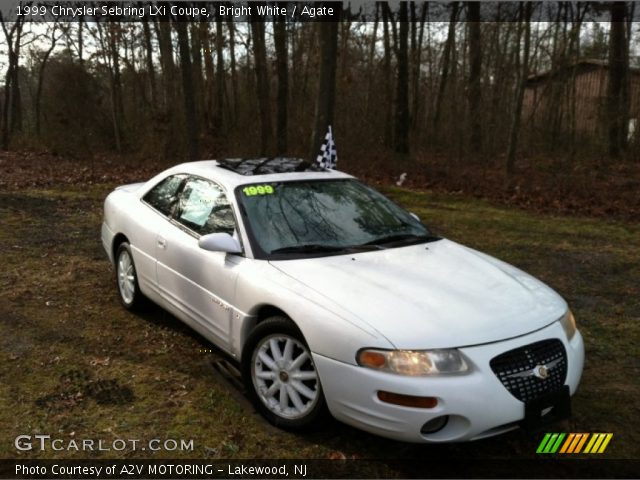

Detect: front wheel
[242, 317, 327, 429]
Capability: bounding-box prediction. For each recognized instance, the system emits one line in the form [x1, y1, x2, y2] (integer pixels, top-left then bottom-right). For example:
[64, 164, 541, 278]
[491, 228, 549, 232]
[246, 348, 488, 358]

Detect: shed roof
[526, 58, 640, 87]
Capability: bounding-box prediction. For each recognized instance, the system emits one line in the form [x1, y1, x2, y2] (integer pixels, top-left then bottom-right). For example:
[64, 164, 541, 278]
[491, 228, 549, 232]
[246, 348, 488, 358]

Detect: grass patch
[0, 184, 638, 463]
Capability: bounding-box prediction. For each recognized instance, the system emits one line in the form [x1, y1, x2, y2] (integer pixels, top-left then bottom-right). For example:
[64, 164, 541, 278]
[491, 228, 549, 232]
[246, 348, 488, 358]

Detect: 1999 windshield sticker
[242, 185, 274, 196]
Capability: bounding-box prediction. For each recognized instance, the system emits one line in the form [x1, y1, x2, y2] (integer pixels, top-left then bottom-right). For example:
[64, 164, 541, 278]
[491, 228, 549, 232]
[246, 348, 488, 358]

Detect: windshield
[236, 179, 437, 258]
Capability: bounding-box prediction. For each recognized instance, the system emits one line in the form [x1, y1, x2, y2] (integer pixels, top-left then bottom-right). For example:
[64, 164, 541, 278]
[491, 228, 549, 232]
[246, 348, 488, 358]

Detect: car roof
[166, 159, 354, 190]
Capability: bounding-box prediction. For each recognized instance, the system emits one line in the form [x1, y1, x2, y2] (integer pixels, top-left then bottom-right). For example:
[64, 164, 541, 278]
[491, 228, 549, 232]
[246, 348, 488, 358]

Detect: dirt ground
[0, 162, 638, 474]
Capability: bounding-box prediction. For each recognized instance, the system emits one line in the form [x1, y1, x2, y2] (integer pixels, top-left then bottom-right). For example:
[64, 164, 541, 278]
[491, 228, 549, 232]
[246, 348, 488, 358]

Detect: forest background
[1, 1, 639, 220]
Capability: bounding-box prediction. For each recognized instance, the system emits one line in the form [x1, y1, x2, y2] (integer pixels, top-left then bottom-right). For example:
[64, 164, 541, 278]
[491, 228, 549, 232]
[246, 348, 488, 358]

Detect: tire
[242, 316, 327, 429]
[115, 242, 146, 311]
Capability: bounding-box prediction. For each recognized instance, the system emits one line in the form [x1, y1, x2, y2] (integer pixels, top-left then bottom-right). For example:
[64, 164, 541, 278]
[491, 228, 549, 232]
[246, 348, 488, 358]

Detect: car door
[155, 176, 242, 350]
[137, 174, 187, 299]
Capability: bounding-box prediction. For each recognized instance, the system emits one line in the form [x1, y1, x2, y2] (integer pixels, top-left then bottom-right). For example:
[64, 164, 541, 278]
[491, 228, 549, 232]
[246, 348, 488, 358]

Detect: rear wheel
[242, 317, 326, 429]
[115, 242, 145, 311]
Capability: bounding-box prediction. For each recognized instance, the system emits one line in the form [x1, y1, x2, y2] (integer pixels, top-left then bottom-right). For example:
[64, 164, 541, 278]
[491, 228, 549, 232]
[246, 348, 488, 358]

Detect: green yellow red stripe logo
[537, 433, 613, 454]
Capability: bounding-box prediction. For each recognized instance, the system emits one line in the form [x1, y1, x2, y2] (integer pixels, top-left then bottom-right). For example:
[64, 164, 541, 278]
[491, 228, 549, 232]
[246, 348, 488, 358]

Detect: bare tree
[155, 11, 175, 110]
[200, 23, 214, 130]
[0, 12, 25, 149]
[35, 23, 62, 136]
[175, 19, 199, 161]
[226, 19, 238, 125]
[310, 22, 339, 160]
[410, 2, 428, 131]
[381, 4, 394, 147]
[189, 22, 204, 124]
[94, 20, 125, 152]
[506, 2, 533, 175]
[141, 15, 156, 105]
[274, 17, 288, 155]
[215, 20, 225, 131]
[394, 2, 410, 154]
[467, 1, 483, 154]
[251, 19, 272, 155]
[365, 3, 379, 117]
[433, 2, 458, 139]
[608, 1, 628, 158]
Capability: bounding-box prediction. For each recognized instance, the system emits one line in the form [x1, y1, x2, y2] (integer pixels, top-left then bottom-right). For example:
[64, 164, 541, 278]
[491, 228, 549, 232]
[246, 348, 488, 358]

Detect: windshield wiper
[270, 244, 349, 254]
[270, 235, 438, 255]
[360, 233, 439, 247]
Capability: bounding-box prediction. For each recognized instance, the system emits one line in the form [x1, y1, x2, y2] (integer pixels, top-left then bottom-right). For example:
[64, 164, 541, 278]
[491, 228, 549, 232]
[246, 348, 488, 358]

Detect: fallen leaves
[90, 357, 110, 366]
[2, 149, 639, 221]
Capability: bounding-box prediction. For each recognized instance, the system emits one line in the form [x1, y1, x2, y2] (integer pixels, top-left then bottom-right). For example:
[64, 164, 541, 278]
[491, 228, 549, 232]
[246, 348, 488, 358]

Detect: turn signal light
[359, 351, 386, 368]
[377, 391, 438, 409]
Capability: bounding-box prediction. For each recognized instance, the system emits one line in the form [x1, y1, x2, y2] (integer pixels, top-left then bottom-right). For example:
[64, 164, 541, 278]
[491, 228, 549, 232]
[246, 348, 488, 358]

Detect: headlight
[560, 310, 577, 340]
[357, 349, 469, 376]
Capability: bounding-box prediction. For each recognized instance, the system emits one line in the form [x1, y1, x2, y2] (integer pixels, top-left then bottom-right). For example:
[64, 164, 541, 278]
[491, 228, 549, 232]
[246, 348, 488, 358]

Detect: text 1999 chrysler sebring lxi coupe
[101, 158, 584, 443]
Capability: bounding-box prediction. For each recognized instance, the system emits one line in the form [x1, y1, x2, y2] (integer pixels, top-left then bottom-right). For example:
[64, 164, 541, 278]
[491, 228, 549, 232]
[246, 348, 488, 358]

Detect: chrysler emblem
[533, 365, 549, 379]
[504, 358, 561, 380]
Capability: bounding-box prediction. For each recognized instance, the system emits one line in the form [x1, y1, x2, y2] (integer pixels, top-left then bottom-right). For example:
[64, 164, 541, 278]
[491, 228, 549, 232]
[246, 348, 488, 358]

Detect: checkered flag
[315, 125, 338, 170]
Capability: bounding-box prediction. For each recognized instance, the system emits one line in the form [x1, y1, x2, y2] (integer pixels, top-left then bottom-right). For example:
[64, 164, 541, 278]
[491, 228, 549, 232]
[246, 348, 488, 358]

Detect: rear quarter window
[143, 174, 186, 216]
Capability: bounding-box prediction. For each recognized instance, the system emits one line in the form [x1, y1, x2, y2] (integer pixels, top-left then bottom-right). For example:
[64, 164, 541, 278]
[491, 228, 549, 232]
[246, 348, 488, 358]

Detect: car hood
[269, 239, 566, 349]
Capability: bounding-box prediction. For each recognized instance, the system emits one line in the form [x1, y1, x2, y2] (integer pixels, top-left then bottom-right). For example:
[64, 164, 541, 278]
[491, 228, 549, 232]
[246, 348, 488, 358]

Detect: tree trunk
[107, 21, 124, 152]
[78, 18, 84, 65]
[566, 4, 588, 159]
[175, 19, 199, 161]
[156, 14, 175, 111]
[155, 9, 178, 159]
[467, 1, 482, 154]
[274, 18, 288, 155]
[226, 19, 238, 124]
[411, 3, 428, 131]
[215, 20, 225, 131]
[622, 2, 634, 146]
[339, 15, 351, 79]
[190, 22, 204, 124]
[0, 14, 21, 149]
[608, 2, 627, 158]
[433, 2, 458, 138]
[365, 4, 379, 117]
[310, 22, 339, 160]
[506, 3, 532, 175]
[381, 5, 393, 147]
[36, 26, 59, 137]
[201, 23, 214, 130]
[394, 2, 410, 154]
[142, 16, 156, 105]
[250, 20, 272, 155]
[2, 67, 11, 150]
[8, 19, 24, 135]
[95, 21, 124, 153]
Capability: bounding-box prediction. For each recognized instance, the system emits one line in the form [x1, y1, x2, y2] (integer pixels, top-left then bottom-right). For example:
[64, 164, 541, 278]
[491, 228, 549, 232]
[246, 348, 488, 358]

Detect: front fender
[233, 261, 394, 364]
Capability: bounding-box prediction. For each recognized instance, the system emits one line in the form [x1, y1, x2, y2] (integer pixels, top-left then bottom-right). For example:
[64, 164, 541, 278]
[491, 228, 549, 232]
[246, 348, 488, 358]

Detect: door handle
[157, 237, 167, 249]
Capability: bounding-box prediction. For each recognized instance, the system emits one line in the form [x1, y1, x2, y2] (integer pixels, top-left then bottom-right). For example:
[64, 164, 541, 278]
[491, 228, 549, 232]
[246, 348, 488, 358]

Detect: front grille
[490, 339, 567, 402]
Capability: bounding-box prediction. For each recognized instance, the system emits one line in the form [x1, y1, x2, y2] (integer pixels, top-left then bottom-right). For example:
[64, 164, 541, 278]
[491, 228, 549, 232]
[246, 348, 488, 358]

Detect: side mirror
[409, 212, 421, 222]
[198, 233, 242, 254]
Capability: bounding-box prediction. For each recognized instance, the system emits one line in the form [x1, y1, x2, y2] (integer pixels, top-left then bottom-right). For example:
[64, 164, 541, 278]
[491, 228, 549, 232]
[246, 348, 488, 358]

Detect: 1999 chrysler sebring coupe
[101, 158, 584, 443]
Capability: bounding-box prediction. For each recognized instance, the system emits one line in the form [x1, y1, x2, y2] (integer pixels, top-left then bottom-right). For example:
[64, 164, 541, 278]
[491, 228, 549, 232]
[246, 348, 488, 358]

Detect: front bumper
[313, 321, 584, 443]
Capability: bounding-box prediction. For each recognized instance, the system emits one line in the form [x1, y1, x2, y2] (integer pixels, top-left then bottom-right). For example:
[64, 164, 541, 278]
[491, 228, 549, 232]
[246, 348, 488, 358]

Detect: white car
[101, 158, 584, 443]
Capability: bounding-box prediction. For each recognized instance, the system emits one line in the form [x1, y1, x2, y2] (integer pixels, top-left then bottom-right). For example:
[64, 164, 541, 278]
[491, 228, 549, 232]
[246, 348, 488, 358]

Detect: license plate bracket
[521, 385, 571, 432]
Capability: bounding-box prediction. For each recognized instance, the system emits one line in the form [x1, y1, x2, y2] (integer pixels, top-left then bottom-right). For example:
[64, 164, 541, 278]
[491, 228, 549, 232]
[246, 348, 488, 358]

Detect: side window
[175, 177, 236, 236]
[143, 174, 185, 216]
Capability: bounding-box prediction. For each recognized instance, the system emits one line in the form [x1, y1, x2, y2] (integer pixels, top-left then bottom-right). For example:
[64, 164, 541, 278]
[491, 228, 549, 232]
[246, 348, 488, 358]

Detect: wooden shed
[523, 59, 640, 141]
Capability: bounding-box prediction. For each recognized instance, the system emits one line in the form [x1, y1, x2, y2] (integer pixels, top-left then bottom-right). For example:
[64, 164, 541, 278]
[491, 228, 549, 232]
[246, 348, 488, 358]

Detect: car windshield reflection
[236, 179, 439, 258]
